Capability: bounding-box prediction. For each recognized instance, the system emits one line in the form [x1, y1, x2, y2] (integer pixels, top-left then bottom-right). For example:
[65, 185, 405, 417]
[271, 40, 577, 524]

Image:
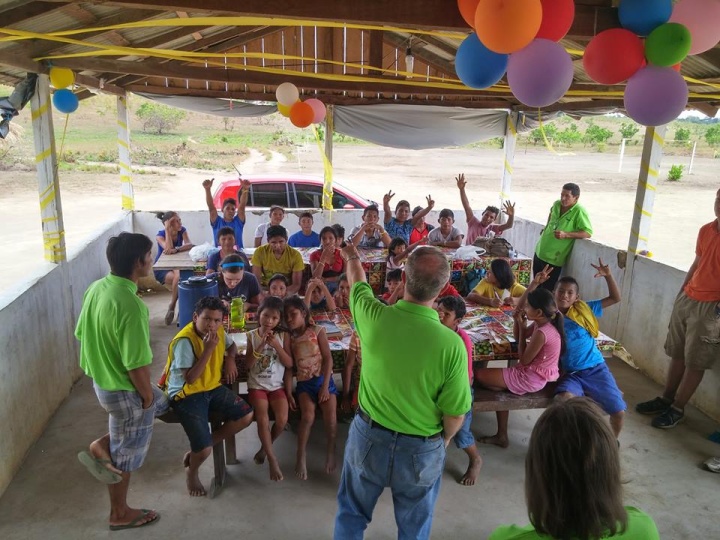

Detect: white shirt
[428, 226, 463, 245]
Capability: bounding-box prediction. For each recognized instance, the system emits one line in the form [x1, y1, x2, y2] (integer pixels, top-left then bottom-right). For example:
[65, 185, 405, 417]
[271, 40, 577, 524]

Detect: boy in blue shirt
[288, 212, 320, 248]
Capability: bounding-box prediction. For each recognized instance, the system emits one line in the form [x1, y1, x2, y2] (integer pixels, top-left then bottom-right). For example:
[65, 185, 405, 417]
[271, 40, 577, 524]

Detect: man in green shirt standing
[334, 244, 471, 540]
[75, 232, 169, 531]
[534, 183, 593, 291]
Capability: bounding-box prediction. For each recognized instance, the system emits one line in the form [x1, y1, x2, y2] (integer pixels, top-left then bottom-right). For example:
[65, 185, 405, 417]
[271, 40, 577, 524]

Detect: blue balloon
[52, 89, 79, 114]
[455, 33, 508, 89]
[619, 0, 672, 37]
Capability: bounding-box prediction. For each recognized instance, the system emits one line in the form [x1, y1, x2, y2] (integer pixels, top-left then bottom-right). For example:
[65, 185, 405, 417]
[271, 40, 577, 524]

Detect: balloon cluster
[455, 0, 576, 108]
[584, 0, 720, 126]
[49, 67, 79, 114]
[275, 82, 326, 128]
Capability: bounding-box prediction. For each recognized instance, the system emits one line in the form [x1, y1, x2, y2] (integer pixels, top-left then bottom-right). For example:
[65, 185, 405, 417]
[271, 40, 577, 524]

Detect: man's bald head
[404, 246, 450, 302]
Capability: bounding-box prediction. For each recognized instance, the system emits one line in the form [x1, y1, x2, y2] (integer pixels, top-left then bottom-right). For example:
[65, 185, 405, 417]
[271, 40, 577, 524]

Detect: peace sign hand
[383, 191, 395, 205]
[455, 173, 467, 190]
[502, 201, 515, 217]
[426, 194, 435, 209]
[533, 264, 553, 286]
[591, 258, 611, 278]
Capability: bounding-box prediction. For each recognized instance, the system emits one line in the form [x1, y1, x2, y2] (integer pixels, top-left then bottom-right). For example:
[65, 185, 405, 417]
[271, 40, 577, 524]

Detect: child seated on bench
[246, 297, 293, 482]
[380, 269, 404, 305]
[475, 287, 564, 449]
[437, 296, 483, 487]
[305, 278, 337, 311]
[467, 259, 526, 307]
[268, 273, 289, 300]
[333, 274, 351, 309]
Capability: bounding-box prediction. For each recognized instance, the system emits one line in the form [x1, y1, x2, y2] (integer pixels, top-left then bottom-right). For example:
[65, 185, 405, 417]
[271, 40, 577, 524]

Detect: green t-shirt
[350, 281, 471, 436]
[488, 506, 659, 540]
[75, 274, 153, 391]
[535, 201, 593, 266]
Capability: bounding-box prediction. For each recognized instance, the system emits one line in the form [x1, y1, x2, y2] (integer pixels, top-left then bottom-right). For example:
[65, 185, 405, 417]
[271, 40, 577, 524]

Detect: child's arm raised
[514, 264, 553, 311]
[304, 280, 318, 309]
[319, 281, 337, 311]
[382, 190, 394, 225]
[496, 201, 516, 233]
[456, 173, 474, 224]
[411, 194, 435, 227]
[592, 258, 621, 309]
[387, 281, 404, 305]
[316, 328, 334, 404]
[514, 316, 544, 366]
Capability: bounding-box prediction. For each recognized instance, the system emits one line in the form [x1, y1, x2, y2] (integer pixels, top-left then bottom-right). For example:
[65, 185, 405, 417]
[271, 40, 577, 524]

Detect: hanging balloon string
[312, 123, 334, 212]
[57, 113, 70, 161]
[537, 110, 574, 157]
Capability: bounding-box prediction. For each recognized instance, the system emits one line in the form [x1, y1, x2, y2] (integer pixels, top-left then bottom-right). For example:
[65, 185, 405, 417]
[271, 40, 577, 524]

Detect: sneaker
[635, 396, 672, 415]
[651, 406, 684, 429]
[703, 457, 720, 473]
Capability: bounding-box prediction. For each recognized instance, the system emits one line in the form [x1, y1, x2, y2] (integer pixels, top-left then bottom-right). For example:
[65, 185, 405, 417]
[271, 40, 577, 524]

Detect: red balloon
[457, 0, 481, 28]
[289, 101, 314, 128]
[671, 63, 681, 72]
[536, 0, 575, 41]
[583, 29, 645, 84]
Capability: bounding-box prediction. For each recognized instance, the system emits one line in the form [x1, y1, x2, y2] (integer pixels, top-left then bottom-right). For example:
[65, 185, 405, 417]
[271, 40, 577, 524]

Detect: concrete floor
[1, 290, 719, 540]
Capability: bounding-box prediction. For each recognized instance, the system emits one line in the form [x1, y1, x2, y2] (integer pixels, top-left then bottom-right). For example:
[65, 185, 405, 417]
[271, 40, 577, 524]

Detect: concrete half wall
[0, 213, 132, 497]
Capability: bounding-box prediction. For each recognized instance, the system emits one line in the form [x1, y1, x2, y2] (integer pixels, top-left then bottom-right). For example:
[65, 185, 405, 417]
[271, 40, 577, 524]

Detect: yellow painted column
[117, 94, 135, 210]
[499, 111, 518, 211]
[30, 74, 66, 263]
[322, 104, 334, 211]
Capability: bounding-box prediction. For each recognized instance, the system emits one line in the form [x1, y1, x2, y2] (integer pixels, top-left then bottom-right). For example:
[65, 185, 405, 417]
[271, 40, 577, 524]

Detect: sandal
[109, 509, 160, 531]
[164, 308, 175, 325]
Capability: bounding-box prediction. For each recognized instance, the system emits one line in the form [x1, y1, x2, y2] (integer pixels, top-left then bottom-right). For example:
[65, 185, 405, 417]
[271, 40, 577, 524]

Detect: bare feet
[89, 438, 122, 476]
[477, 434, 509, 448]
[254, 448, 266, 465]
[109, 508, 158, 529]
[325, 451, 337, 475]
[185, 467, 207, 496]
[295, 456, 308, 480]
[460, 456, 483, 486]
[268, 457, 284, 481]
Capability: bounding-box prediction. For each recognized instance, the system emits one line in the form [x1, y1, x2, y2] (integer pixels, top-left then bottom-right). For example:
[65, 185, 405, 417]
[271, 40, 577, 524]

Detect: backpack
[473, 236, 514, 258]
[462, 266, 486, 296]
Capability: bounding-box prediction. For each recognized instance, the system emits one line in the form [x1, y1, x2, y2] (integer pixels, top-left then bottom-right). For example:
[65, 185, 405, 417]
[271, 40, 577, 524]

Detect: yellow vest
[159, 322, 227, 400]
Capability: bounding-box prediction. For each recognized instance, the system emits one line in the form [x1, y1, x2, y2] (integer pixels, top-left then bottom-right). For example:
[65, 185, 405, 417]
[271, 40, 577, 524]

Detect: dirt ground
[1, 144, 717, 288]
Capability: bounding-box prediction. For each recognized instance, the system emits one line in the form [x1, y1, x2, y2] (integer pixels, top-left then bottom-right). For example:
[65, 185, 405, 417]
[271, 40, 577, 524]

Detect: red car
[212, 175, 373, 210]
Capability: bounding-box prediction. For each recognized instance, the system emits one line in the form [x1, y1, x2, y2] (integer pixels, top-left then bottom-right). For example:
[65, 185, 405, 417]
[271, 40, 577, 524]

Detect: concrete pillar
[615, 125, 667, 341]
[117, 94, 135, 210]
[30, 74, 66, 263]
[499, 111, 518, 213]
[322, 104, 334, 211]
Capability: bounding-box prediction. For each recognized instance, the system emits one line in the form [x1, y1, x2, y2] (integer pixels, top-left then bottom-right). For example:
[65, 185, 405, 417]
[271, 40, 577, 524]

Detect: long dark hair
[490, 258, 515, 290]
[387, 237, 407, 260]
[283, 295, 313, 336]
[257, 296, 288, 333]
[527, 288, 566, 357]
[526, 398, 627, 540]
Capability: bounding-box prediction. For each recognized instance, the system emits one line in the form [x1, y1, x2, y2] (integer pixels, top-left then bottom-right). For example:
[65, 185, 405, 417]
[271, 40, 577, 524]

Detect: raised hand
[591, 258, 611, 278]
[202, 178, 214, 190]
[426, 194, 435, 209]
[455, 173, 467, 190]
[502, 201, 515, 217]
[383, 190, 395, 205]
[341, 242, 360, 262]
[532, 264, 553, 286]
[240, 178, 251, 190]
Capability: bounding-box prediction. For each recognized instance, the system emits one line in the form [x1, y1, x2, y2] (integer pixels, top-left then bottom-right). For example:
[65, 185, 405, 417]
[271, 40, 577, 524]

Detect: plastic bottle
[230, 297, 245, 330]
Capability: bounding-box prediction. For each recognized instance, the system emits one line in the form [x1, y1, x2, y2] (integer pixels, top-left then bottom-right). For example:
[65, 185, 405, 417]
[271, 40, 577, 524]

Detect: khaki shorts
[665, 293, 720, 370]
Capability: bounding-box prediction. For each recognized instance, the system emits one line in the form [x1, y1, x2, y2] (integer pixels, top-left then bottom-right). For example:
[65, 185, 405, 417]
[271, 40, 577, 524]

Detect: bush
[667, 164, 684, 181]
[674, 127, 691, 142]
[706, 125, 720, 147]
[583, 123, 613, 146]
[529, 124, 557, 145]
[619, 122, 640, 140]
[135, 102, 187, 134]
[556, 124, 582, 145]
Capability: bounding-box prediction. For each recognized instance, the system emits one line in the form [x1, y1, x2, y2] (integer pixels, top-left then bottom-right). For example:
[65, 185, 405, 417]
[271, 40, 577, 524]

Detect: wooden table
[153, 251, 206, 280]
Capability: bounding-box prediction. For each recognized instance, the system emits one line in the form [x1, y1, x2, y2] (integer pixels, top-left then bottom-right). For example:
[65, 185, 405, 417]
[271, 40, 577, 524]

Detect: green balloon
[645, 23, 692, 67]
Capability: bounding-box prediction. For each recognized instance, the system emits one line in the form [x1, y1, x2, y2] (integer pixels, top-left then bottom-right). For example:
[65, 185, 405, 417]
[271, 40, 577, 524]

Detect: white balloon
[276, 82, 299, 106]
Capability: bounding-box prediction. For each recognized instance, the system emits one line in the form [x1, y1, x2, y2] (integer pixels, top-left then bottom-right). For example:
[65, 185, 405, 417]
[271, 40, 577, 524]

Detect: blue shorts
[555, 362, 626, 415]
[296, 375, 338, 403]
[154, 269, 170, 283]
[454, 387, 475, 449]
[171, 386, 253, 452]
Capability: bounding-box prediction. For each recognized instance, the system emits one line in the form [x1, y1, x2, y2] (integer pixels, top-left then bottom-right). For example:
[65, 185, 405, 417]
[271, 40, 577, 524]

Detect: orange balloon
[289, 101, 314, 128]
[475, 0, 543, 54]
[457, 0, 481, 28]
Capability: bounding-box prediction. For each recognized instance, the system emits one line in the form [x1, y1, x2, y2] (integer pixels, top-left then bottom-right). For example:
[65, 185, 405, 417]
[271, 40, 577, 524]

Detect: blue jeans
[334, 413, 446, 540]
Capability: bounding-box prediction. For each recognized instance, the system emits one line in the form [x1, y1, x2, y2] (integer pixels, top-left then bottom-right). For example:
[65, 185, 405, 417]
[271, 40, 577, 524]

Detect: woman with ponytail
[475, 288, 564, 448]
[154, 211, 193, 325]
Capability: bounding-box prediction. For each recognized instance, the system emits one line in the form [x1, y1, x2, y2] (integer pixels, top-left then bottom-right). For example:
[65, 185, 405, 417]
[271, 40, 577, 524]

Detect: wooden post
[322, 104, 334, 211]
[117, 94, 135, 210]
[615, 125, 666, 341]
[499, 111, 518, 221]
[30, 74, 66, 263]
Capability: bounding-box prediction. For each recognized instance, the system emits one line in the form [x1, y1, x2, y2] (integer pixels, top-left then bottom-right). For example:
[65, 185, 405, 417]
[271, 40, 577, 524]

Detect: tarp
[0, 73, 37, 139]
[136, 92, 277, 117]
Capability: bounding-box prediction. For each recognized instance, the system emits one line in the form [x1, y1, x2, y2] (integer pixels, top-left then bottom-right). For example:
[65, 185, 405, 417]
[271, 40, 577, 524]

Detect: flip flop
[109, 509, 160, 531]
[77, 451, 122, 484]
[164, 308, 175, 325]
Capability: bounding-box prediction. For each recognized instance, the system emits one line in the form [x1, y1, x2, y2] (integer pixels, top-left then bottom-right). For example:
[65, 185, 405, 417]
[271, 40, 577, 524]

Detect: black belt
[357, 409, 441, 441]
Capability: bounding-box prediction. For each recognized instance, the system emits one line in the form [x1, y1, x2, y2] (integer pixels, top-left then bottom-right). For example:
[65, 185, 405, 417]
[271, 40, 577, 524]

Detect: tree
[529, 123, 557, 145]
[135, 102, 187, 134]
[556, 124, 582, 145]
[619, 122, 640, 140]
[705, 125, 720, 147]
[674, 127, 691, 142]
[583, 123, 613, 146]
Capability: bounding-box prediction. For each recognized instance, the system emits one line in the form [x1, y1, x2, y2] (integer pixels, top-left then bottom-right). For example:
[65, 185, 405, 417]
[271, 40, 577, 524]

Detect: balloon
[618, 0, 672, 36]
[457, 0, 481, 28]
[305, 98, 326, 124]
[670, 0, 720, 55]
[624, 66, 688, 126]
[536, 0, 575, 42]
[645, 23, 692, 66]
[49, 67, 75, 89]
[277, 102, 293, 117]
[474, 0, 542, 54]
[507, 39, 574, 108]
[52, 89, 79, 113]
[672, 63, 682, 72]
[289, 101, 314, 128]
[275, 82, 299, 106]
[583, 29, 645, 84]
[455, 33, 508, 89]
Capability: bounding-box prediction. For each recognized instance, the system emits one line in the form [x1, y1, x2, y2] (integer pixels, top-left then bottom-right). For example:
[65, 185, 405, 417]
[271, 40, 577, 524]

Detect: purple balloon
[624, 66, 688, 126]
[507, 39, 574, 108]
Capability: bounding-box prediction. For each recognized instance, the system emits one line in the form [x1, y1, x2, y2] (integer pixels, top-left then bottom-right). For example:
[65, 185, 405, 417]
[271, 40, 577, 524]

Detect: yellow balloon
[277, 102, 293, 117]
[49, 67, 75, 89]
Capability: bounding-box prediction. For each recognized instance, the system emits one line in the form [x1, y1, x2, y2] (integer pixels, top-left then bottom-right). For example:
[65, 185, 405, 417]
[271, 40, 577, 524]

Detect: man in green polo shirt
[75, 232, 168, 531]
[334, 244, 471, 540]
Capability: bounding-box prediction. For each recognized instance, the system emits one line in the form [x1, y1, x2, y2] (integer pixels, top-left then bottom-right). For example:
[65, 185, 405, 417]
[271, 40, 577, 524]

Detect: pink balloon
[624, 66, 688, 126]
[305, 98, 327, 124]
[670, 0, 720, 54]
[507, 39, 574, 108]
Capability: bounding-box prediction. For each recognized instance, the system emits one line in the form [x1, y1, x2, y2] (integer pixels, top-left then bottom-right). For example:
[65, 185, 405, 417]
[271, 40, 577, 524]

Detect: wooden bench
[472, 382, 557, 412]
